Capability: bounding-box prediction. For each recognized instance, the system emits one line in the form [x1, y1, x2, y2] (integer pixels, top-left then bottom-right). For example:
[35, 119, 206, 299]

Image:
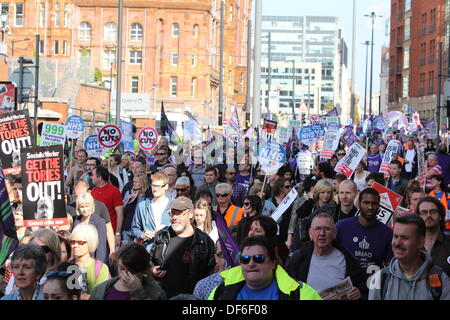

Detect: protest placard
[257, 139, 286, 175]
[0, 82, 17, 114]
[120, 120, 134, 152]
[98, 124, 122, 149]
[21, 145, 67, 228]
[297, 151, 314, 175]
[417, 144, 425, 189]
[84, 134, 107, 158]
[0, 110, 35, 175]
[65, 115, 85, 139]
[319, 277, 353, 300]
[138, 127, 158, 151]
[271, 187, 298, 223]
[379, 140, 402, 175]
[40, 122, 66, 147]
[334, 143, 366, 178]
[372, 182, 403, 225]
[321, 128, 340, 159]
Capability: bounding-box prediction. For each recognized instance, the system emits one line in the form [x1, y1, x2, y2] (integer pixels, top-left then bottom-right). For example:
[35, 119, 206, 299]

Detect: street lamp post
[364, 12, 382, 116]
[363, 41, 370, 120]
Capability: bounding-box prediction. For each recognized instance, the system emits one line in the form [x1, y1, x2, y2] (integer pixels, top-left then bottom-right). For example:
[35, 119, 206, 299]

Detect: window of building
[229, 5, 233, 22]
[192, 53, 196, 67]
[405, 17, 410, 40]
[63, 40, 67, 55]
[54, 40, 59, 55]
[79, 22, 92, 41]
[39, 3, 45, 28]
[428, 70, 434, 91]
[405, 0, 411, 12]
[64, 4, 69, 28]
[39, 40, 44, 55]
[191, 77, 197, 97]
[15, 3, 24, 27]
[170, 77, 178, 96]
[131, 76, 139, 93]
[240, 73, 245, 93]
[78, 49, 91, 67]
[0, 3, 9, 23]
[130, 23, 143, 41]
[172, 23, 179, 37]
[171, 52, 179, 66]
[403, 46, 409, 69]
[54, 3, 60, 27]
[103, 50, 116, 69]
[402, 76, 409, 97]
[104, 22, 117, 41]
[129, 50, 142, 64]
[193, 24, 199, 38]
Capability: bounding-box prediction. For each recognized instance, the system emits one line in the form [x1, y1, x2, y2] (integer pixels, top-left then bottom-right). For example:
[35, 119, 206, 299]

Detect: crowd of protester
[1, 129, 450, 301]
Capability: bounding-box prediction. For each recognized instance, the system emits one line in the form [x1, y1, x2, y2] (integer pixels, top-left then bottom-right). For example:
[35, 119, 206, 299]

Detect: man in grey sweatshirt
[369, 214, 450, 300]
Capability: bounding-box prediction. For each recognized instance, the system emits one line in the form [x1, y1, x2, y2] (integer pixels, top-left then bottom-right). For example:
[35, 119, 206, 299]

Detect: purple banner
[214, 210, 240, 269]
[0, 166, 18, 266]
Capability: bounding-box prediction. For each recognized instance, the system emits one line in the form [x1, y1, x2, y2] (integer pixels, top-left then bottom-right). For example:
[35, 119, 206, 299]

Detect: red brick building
[388, 0, 445, 122]
[2, 0, 251, 125]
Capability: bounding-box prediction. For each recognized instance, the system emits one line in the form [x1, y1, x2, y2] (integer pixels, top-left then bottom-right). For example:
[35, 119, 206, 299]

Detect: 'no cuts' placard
[98, 124, 122, 149]
[138, 127, 158, 151]
[21, 144, 67, 227]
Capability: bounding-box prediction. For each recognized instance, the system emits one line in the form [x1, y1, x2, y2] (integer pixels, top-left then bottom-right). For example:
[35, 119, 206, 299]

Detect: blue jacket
[131, 198, 171, 252]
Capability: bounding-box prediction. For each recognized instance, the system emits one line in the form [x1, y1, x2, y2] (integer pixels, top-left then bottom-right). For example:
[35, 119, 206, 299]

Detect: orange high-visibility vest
[215, 204, 244, 228]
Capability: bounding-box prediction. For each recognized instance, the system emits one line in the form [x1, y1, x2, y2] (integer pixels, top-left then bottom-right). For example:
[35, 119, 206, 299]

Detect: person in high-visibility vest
[213, 183, 244, 232]
[427, 175, 450, 232]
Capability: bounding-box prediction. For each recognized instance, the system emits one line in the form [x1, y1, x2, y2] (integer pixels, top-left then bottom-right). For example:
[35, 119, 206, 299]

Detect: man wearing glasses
[286, 213, 366, 300]
[208, 236, 321, 300]
[149, 196, 215, 299]
[149, 146, 171, 174]
[416, 197, 450, 276]
[174, 176, 192, 199]
[131, 172, 172, 252]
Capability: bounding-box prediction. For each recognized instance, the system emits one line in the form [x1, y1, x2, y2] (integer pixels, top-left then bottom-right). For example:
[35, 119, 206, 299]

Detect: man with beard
[149, 196, 215, 298]
[335, 188, 394, 273]
[369, 214, 450, 300]
[416, 197, 450, 276]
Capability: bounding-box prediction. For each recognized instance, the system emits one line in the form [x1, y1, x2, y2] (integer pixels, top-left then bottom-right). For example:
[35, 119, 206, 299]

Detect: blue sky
[261, 0, 390, 96]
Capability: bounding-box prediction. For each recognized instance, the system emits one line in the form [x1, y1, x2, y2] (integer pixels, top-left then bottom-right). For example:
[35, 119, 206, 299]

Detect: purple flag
[326, 107, 339, 117]
[214, 210, 240, 269]
[0, 166, 18, 266]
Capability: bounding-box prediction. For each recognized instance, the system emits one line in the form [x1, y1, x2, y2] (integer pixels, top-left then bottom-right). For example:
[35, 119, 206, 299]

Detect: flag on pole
[326, 107, 339, 117]
[0, 166, 18, 266]
[214, 210, 240, 269]
[160, 102, 181, 146]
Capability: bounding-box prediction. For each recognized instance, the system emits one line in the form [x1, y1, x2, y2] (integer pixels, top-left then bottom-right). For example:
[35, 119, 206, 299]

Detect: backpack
[380, 264, 443, 300]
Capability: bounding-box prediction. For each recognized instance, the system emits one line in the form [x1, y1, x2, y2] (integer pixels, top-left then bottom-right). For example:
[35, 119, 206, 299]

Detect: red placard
[97, 124, 122, 148]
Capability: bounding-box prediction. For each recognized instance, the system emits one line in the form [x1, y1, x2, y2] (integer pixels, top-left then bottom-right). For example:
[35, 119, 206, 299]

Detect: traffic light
[18, 57, 34, 103]
[301, 113, 306, 125]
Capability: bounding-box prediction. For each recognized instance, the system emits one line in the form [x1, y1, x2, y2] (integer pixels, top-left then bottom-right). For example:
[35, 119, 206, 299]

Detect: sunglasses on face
[176, 188, 187, 192]
[226, 172, 236, 175]
[216, 193, 230, 197]
[69, 240, 87, 246]
[337, 153, 346, 156]
[243, 202, 251, 206]
[283, 185, 292, 189]
[240, 254, 266, 264]
[152, 184, 167, 189]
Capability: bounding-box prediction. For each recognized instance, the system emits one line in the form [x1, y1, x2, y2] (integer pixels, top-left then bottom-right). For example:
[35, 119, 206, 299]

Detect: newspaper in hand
[318, 277, 353, 300]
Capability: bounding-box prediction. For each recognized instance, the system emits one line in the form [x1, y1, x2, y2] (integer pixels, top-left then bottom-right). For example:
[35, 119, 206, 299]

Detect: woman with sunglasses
[70, 224, 110, 296]
[90, 243, 166, 300]
[235, 195, 263, 245]
[1, 243, 47, 300]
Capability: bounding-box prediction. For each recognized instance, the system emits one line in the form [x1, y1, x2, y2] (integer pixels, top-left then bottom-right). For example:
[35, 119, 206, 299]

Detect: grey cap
[175, 176, 190, 186]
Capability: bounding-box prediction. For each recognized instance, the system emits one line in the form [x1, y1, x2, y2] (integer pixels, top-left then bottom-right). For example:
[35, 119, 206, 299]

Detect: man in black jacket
[286, 212, 367, 300]
[149, 196, 215, 298]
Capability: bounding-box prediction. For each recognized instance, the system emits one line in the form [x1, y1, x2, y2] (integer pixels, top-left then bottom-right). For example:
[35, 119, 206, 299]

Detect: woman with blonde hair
[73, 192, 107, 263]
[193, 199, 218, 242]
[70, 224, 110, 296]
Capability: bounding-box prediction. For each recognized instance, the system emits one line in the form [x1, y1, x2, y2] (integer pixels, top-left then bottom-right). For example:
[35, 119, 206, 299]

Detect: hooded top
[369, 250, 450, 300]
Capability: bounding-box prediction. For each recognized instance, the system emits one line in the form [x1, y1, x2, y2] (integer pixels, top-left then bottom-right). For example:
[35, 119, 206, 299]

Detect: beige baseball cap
[170, 196, 194, 211]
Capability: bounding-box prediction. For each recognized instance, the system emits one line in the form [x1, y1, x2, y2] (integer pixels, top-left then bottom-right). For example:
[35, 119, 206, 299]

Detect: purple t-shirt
[335, 216, 394, 272]
[235, 173, 252, 194]
[105, 284, 131, 300]
[367, 154, 382, 173]
[437, 153, 450, 186]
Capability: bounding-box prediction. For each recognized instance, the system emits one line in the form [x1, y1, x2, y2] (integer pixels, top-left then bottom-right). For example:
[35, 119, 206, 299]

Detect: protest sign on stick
[334, 143, 366, 178]
[379, 140, 402, 175]
[21, 145, 67, 228]
[0, 110, 35, 175]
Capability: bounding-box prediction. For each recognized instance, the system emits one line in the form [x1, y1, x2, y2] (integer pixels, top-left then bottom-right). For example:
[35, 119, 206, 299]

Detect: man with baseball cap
[149, 196, 215, 298]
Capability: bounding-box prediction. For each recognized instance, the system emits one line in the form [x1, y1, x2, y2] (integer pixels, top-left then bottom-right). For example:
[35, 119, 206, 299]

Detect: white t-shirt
[405, 149, 415, 172]
[151, 197, 170, 229]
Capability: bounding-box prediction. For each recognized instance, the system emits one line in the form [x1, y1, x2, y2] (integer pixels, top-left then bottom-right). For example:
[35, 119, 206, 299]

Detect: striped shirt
[425, 165, 443, 190]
